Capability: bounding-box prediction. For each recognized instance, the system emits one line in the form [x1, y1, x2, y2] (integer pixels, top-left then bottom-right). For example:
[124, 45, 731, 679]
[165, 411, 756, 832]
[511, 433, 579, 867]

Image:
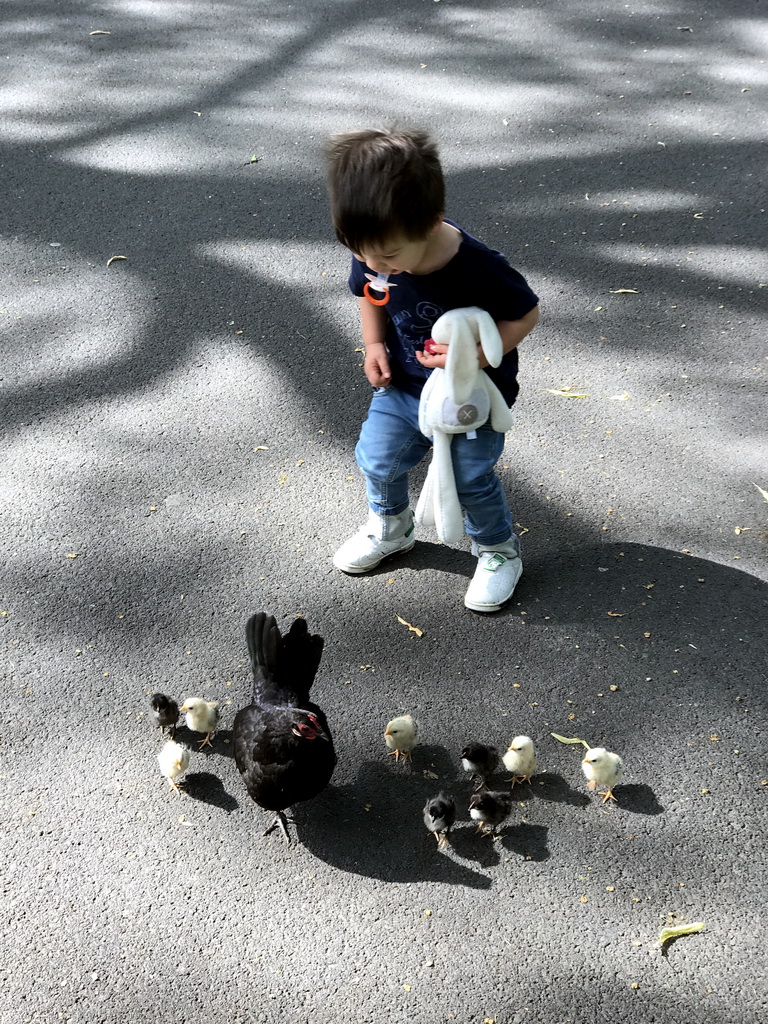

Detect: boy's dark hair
[325, 127, 445, 252]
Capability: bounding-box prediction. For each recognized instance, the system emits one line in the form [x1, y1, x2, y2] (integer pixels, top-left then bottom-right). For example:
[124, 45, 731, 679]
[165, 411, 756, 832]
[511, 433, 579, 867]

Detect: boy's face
[352, 225, 438, 276]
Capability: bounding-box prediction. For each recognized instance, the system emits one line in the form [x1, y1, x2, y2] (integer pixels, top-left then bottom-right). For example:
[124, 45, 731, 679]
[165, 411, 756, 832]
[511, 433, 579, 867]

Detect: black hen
[233, 612, 337, 844]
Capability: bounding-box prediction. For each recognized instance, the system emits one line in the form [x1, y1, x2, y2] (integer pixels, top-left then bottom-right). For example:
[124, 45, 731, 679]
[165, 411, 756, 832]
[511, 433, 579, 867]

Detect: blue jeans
[355, 386, 514, 547]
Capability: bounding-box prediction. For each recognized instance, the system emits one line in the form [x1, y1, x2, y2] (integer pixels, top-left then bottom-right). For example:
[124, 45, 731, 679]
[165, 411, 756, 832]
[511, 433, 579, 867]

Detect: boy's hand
[415, 343, 448, 370]
[416, 342, 491, 370]
[364, 343, 392, 387]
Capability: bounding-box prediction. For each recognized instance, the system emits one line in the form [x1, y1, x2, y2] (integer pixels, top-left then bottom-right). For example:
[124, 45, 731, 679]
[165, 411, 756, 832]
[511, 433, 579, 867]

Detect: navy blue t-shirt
[348, 220, 538, 404]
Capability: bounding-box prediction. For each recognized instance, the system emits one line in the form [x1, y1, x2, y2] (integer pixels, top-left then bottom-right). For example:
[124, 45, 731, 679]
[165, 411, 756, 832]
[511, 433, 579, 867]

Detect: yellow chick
[158, 740, 191, 791]
[582, 746, 624, 803]
[384, 714, 418, 763]
[180, 697, 220, 748]
[502, 735, 536, 786]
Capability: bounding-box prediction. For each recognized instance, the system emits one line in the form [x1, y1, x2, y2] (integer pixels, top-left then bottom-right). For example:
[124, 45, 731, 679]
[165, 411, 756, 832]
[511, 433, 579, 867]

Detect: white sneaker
[333, 509, 416, 574]
[464, 537, 522, 613]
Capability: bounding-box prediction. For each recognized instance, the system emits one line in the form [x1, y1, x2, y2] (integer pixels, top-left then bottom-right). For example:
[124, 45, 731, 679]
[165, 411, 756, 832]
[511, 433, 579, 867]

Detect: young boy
[325, 127, 540, 612]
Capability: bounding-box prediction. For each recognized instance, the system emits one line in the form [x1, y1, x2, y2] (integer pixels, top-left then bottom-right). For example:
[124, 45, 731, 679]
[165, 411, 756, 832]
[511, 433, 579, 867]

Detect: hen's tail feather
[246, 612, 324, 705]
[246, 612, 276, 694]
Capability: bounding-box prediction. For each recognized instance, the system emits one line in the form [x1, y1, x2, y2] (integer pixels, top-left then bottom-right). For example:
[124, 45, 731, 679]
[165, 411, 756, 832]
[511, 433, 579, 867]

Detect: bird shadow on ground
[448, 823, 504, 867]
[293, 748, 504, 887]
[530, 773, 662, 816]
[448, 819, 550, 866]
[615, 783, 664, 815]
[183, 771, 240, 811]
[211, 729, 236, 761]
[501, 821, 550, 861]
[531, 772, 591, 808]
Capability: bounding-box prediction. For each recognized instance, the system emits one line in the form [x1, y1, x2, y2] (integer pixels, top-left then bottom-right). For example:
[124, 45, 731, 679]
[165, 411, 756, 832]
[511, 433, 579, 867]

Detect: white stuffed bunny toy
[416, 306, 513, 545]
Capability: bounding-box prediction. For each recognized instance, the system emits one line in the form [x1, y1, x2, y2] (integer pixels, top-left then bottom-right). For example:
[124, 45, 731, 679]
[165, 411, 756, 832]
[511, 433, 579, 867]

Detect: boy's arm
[484, 304, 540, 368]
[358, 298, 392, 386]
[415, 304, 540, 370]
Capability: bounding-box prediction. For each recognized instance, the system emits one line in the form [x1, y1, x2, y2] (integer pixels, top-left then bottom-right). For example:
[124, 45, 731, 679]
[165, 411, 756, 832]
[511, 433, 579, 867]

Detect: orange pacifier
[363, 273, 393, 306]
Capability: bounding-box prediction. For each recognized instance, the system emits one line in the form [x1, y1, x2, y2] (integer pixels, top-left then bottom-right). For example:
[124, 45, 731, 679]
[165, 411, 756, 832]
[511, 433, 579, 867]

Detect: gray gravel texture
[1, 1, 767, 1022]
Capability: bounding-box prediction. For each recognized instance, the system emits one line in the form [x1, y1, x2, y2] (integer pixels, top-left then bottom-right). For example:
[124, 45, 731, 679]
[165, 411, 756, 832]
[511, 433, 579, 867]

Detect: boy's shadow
[363, 540, 475, 580]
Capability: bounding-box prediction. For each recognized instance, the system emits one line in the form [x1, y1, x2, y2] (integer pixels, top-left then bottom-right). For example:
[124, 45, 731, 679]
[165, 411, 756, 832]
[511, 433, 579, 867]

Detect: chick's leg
[599, 788, 618, 804]
[198, 732, 215, 749]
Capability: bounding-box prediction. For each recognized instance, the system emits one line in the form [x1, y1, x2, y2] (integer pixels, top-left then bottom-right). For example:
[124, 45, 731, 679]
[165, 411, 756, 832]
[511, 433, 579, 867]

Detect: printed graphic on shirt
[392, 300, 446, 374]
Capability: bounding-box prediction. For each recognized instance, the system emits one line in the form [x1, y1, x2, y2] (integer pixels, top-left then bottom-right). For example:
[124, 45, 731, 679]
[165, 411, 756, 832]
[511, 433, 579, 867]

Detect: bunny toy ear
[475, 309, 504, 368]
[444, 316, 479, 405]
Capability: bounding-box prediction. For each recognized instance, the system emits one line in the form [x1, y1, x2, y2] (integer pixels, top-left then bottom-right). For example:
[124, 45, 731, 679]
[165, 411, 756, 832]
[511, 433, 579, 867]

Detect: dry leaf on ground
[546, 389, 589, 398]
[551, 733, 591, 749]
[658, 921, 705, 946]
[396, 615, 424, 637]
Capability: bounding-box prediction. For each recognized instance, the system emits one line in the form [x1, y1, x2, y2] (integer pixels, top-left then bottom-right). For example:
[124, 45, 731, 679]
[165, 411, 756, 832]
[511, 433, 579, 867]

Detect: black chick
[150, 693, 179, 737]
[233, 612, 337, 845]
[461, 742, 499, 790]
[469, 789, 512, 838]
[423, 792, 456, 848]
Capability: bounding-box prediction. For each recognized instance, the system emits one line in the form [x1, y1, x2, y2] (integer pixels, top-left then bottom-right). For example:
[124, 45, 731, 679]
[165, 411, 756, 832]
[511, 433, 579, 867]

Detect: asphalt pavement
[1, 1, 766, 1022]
